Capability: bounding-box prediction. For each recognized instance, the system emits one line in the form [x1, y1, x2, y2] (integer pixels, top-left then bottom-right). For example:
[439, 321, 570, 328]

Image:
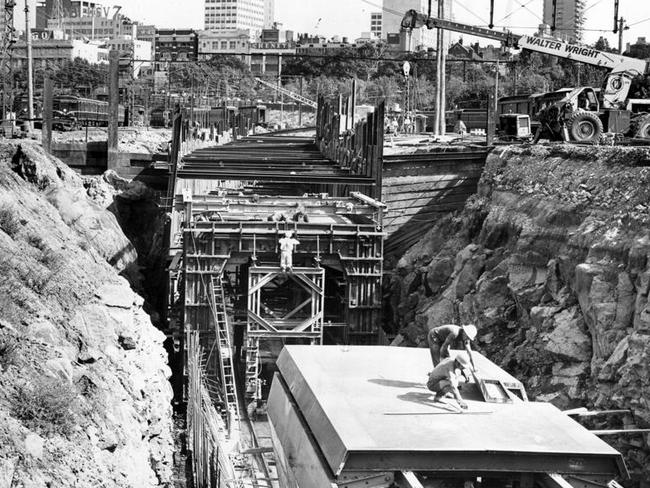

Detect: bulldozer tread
[568, 110, 603, 143]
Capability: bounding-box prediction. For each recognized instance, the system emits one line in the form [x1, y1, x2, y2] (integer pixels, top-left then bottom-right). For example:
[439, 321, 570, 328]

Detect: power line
[628, 16, 650, 27]
[359, 0, 403, 18]
[141, 52, 516, 64]
[453, 1, 489, 26]
[513, 0, 543, 23]
[497, 0, 539, 23]
[583, 0, 606, 14]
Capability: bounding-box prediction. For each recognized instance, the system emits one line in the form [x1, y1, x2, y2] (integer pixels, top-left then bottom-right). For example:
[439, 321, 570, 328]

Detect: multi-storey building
[105, 36, 152, 78]
[197, 29, 251, 60]
[260, 23, 293, 43]
[36, 0, 118, 29]
[204, 0, 274, 36]
[370, 12, 382, 38]
[248, 41, 295, 76]
[263, 0, 275, 29]
[136, 24, 157, 60]
[45, 15, 132, 40]
[542, 0, 585, 43]
[11, 38, 108, 69]
[154, 29, 199, 68]
[382, 0, 453, 50]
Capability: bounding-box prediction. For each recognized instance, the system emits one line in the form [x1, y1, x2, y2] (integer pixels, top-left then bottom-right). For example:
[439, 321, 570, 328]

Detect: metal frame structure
[176, 189, 386, 411]
[1, 0, 16, 124]
[247, 265, 325, 341]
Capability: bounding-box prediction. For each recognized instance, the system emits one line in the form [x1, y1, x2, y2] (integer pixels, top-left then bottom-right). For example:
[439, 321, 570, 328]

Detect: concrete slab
[272, 345, 626, 477]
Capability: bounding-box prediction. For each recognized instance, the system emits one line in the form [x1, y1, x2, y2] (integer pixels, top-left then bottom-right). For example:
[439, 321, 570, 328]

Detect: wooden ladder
[210, 274, 240, 427]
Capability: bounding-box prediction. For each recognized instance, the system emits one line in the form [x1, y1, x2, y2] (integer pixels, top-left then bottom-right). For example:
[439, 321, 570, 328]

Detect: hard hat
[461, 324, 477, 341]
[454, 353, 471, 369]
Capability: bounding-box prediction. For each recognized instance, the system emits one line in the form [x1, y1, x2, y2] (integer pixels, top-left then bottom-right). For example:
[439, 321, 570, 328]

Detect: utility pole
[618, 17, 627, 54]
[24, 0, 33, 131]
[435, 0, 446, 135]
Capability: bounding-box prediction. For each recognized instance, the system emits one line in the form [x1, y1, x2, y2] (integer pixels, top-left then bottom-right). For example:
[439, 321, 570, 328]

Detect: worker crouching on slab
[428, 324, 478, 371]
[279, 231, 300, 273]
[427, 355, 472, 410]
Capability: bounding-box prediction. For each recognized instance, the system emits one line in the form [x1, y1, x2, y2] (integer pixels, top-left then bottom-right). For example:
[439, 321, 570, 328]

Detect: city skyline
[13, 0, 650, 50]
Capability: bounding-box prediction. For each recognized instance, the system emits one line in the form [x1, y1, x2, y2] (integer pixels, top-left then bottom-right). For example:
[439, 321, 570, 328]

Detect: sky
[14, 0, 650, 50]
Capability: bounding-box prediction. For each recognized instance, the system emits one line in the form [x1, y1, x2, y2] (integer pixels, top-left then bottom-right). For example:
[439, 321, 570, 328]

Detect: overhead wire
[582, 0, 606, 14]
[628, 16, 650, 27]
[497, 0, 539, 23]
[453, 1, 490, 26]
[513, 0, 544, 22]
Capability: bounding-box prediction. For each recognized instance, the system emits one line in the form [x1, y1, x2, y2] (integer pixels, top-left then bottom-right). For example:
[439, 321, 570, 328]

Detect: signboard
[31, 30, 54, 41]
[44, 0, 124, 20]
[517, 35, 647, 75]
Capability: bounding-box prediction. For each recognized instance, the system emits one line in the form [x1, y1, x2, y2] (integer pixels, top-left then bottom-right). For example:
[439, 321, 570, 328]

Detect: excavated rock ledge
[0, 141, 173, 487]
[388, 143, 650, 485]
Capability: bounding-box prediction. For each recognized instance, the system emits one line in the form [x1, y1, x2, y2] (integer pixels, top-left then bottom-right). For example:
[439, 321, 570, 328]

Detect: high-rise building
[263, 0, 275, 29]
[382, 0, 452, 50]
[370, 12, 382, 38]
[542, 0, 585, 43]
[204, 0, 275, 35]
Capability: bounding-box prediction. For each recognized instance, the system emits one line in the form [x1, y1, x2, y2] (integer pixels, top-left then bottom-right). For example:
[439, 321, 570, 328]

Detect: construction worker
[292, 204, 309, 223]
[278, 231, 300, 273]
[426, 354, 471, 410]
[428, 324, 477, 371]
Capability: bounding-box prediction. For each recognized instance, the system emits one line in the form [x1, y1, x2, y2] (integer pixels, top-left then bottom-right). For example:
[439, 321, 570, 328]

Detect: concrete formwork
[268, 345, 627, 488]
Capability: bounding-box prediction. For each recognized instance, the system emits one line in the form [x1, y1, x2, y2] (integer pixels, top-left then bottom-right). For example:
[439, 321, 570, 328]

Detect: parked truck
[401, 10, 650, 143]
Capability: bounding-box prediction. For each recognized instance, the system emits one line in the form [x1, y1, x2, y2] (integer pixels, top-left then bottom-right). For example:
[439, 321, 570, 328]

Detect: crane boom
[401, 9, 648, 76]
[254, 77, 317, 109]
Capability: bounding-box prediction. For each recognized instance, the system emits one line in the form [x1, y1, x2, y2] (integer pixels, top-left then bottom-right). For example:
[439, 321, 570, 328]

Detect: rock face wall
[388, 145, 650, 485]
[0, 142, 173, 487]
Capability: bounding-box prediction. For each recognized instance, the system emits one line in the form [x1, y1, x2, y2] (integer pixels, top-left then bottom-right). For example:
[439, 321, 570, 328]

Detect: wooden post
[298, 76, 303, 127]
[166, 105, 183, 207]
[107, 50, 120, 170]
[487, 92, 496, 146]
[351, 79, 357, 127]
[438, 0, 447, 135]
[374, 102, 385, 200]
[42, 77, 53, 154]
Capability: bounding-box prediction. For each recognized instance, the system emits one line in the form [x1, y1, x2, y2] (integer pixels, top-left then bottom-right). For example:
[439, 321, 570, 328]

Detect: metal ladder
[210, 275, 240, 426]
[245, 336, 260, 401]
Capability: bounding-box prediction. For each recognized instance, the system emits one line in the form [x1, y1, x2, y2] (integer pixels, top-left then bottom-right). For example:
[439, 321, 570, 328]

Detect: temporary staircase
[254, 77, 317, 109]
[210, 274, 240, 427]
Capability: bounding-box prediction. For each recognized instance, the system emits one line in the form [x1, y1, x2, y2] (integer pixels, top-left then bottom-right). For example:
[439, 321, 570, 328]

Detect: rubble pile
[266, 109, 316, 129]
[387, 144, 650, 485]
[51, 128, 172, 154]
[0, 141, 174, 487]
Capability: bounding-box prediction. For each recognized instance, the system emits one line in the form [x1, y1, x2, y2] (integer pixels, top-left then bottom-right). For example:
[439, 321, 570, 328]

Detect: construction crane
[401, 9, 650, 142]
[254, 77, 317, 109]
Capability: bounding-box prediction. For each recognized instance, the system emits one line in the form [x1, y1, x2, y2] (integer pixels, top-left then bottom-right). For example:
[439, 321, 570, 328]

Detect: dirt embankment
[0, 142, 174, 487]
[387, 144, 650, 485]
